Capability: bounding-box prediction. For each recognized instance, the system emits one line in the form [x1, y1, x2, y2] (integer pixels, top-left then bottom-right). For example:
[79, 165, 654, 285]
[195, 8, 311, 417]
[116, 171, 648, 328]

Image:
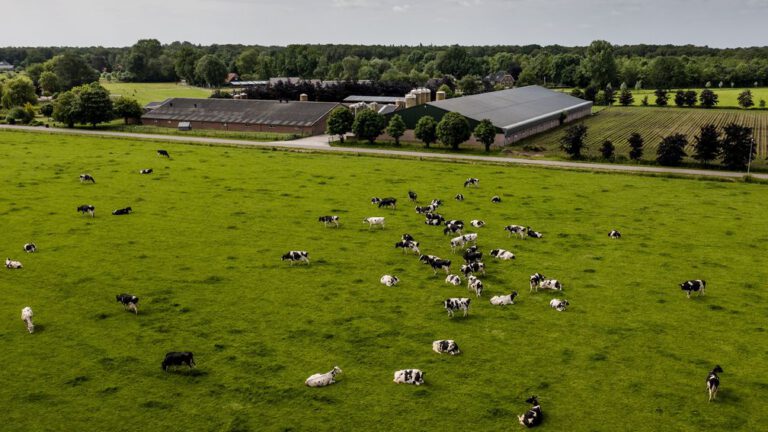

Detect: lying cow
[444, 297, 471, 317]
[455, 193, 464, 201]
[415, 205, 434, 214]
[380, 275, 399, 286]
[550, 298, 569, 311]
[490, 291, 518, 306]
[282, 251, 310, 265]
[318, 215, 340, 228]
[162, 351, 195, 371]
[432, 340, 461, 355]
[5, 258, 22, 269]
[116, 294, 139, 314]
[430, 199, 443, 208]
[394, 369, 425, 385]
[539, 279, 563, 291]
[445, 274, 461, 286]
[464, 177, 479, 188]
[681, 280, 706, 298]
[23, 243, 37, 253]
[425, 212, 444, 223]
[527, 228, 544, 239]
[518, 396, 543, 428]
[470, 220, 485, 228]
[706, 365, 723, 402]
[305, 366, 342, 387]
[21, 307, 34, 334]
[363, 217, 386, 229]
[491, 196, 501, 203]
[467, 275, 484, 297]
[112, 207, 132, 216]
[609, 230, 621, 239]
[461, 262, 485, 277]
[490, 249, 515, 260]
[79, 173, 96, 183]
[78, 204, 95, 217]
[157, 149, 170, 158]
[139, 168, 153, 174]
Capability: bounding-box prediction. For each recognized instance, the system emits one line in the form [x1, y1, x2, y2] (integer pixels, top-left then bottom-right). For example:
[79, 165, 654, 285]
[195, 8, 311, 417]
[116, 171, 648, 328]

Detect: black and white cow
[116, 294, 139, 314]
[408, 190, 418, 202]
[462, 246, 482, 263]
[430, 258, 452, 274]
[401, 233, 415, 242]
[461, 233, 478, 245]
[490, 291, 518, 306]
[464, 177, 479, 188]
[318, 215, 340, 228]
[139, 168, 153, 174]
[518, 396, 543, 428]
[445, 274, 462, 286]
[371, 197, 382, 205]
[445, 219, 465, 229]
[157, 149, 170, 158]
[681, 280, 706, 298]
[550, 298, 569, 311]
[395, 240, 420, 255]
[491, 196, 501, 203]
[282, 251, 310, 265]
[425, 219, 441, 226]
[79, 173, 96, 183]
[527, 228, 544, 239]
[415, 205, 434, 214]
[5, 258, 22, 269]
[505, 225, 527, 239]
[450, 235, 468, 252]
[467, 275, 484, 297]
[444, 298, 471, 317]
[393, 369, 425, 385]
[425, 212, 445, 223]
[21, 307, 34, 334]
[378, 197, 397, 210]
[529, 273, 545, 292]
[78, 204, 95, 217]
[162, 352, 195, 371]
[444, 223, 463, 236]
[430, 199, 443, 208]
[432, 340, 461, 355]
[470, 220, 485, 228]
[23, 243, 37, 253]
[363, 217, 386, 229]
[609, 230, 621, 239]
[112, 207, 132, 216]
[461, 262, 485, 277]
[455, 193, 464, 201]
[380, 275, 400, 286]
[706, 365, 723, 402]
[489, 249, 515, 260]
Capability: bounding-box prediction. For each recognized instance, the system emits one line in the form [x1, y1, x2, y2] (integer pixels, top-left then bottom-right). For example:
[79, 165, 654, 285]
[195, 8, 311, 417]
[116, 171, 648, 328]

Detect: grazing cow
[706, 365, 724, 402]
[429, 258, 452, 274]
[415, 205, 434, 214]
[378, 197, 397, 210]
[455, 193, 464, 201]
[444, 298, 471, 317]
[527, 228, 544, 239]
[305, 366, 343, 387]
[393, 369, 425, 385]
[680, 280, 706, 298]
[395, 240, 420, 255]
[467, 275, 484, 297]
[490, 291, 519, 306]
[450, 235, 467, 252]
[23, 243, 37, 253]
[21, 307, 34, 334]
[371, 197, 382, 205]
[505, 225, 527, 239]
[444, 224, 463, 236]
[445, 220, 465, 229]
[112, 207, 132, 216]
[461, 262, 485, 277]
[461, 233, 478, 245]
[462, 246, 482, 263]
[470, 220, 485, 228]
[491, 196, 501, 203]
[380, 275, 400, 287]
[282, 251, 310, 265]
[550, 298, 569, 311]
[529, 273, 545, 292]
[408, 191, 418, 202]
[157, 149, 170, 158]
[518, 396, 543, 428]
[430, 199, 443, 208]
[161, 352, 195, 372]
[401, 233, 415, 242]
[116, 294, 139, 314]
[363, 217, 386, 229]
[139, 168, 153, 174]
[609, 230, 621, 239]
[445, 274, 462, 286]
[419, 254, 439, 265]
[77, 204, 95, 217]
[490, 249, 515, 260]
[318, 215, 340, 228]
[432, 340, 461, 355]
[464, 177, 479, 188]
[79, 173, 96, 183]
[5, 258, 22, 269]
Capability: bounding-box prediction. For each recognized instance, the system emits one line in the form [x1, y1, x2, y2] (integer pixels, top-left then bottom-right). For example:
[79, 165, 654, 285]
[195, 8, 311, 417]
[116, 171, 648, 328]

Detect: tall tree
[628, 132, 644, 161]
[656, 133, 687, 166]
[458, 75, 482, 95]
[559, 124, 588, 159]
[600, 139, 615, 160]
[583, 40, 617, 87]
[737, 90, 754, 109]
[618, 88, 634, 106]
[44, 52, 99, 91]
[473, 119, 497, 152]
[414, 116, 438, 148]
[352, 109, 386, 144]
[674, 90, 686, 107]
[38, 71, 60, 95]
[721, 123, 755, 169]
[77, 82, 113, 127]
[684, 90, 697, 107]
[194, 55, 228, 88]
[436, 112, 471, 150]
[325, 106, 354, 143]
[0, 76, 37, 109]
[52, 90, 81, 128]
[693, 124, 721, 164]
[175, 46, 202, 83]
[385, 114, 407, 146]
[112, 96, 143, 124]
[654, 89, 669, 106]
[699, 89, 719, 108]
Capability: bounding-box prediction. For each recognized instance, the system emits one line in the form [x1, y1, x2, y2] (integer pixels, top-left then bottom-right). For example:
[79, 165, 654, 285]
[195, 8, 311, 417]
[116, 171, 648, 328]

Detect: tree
[457, 75, 482, 95]
[656, 133, 687, 166]
[699, 89, 719, 108]
[40, 103, 54, 118]
[641, 96, 649, 106]
[341, 56, 362, 81]
[583, 40, 617, 87]
[52, 90, 81, 128]
[559, 124, 588, 159]
[113, 96, 143, 124]
[175, 46, 202, 83]
[194, 55, 228, 88]
[628, 132, 644, 160]
[473, 119, 497, 152]
[5, 107, 34, 125]
[674, 90, 686, 107]
[684, 90, 697, 107]
[385, 114, 407, 146]
[437, 84, 454, 99]
[761, 99, 766, 109]
[414, 116, 438, 148]
[0, 76, 37, 109]
[77, 82, 113, 127]
[38, 71, 60, 95]
[618, 88, 634, 106]
[44, 53, 99, 91]
[654, 89, 669, 106]
[600, 139, 615, 160]
[721, 123, 755, 169]
[604, 84, 615, 105]
[693, 124, 721, 164]
[436, 112, 471, 150]
[737, 90, 754, 109]
[352, 109, 386, 144]
[325, 106, 354, 143]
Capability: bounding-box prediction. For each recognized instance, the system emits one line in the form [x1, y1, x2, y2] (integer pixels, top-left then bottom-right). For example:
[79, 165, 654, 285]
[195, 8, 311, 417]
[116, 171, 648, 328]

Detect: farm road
[2, 124, 766, 180]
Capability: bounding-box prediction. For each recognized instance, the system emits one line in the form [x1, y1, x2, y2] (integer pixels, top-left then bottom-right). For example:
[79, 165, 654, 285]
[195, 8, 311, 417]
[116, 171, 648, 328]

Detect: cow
[529, 273, 545, 292]
[455, 193, 464, 201]
[445, 220, 464, 229]
[139, 168, 153, 174]
[371, 197, 382, 205]
[305, 366, 342, 387]
[77, 204, 95, 217]
[112, 207, 132, 216]
[380, 275, 400, 286]
[432, 340, 461, 355]
[430, 199, 443, 208]
[470, 220, 485, 228]
[157, 149, 170, 158]
[23, 243, 37, 253]
[408, 191, 418, 202]
[5, 258, 22, 269]
[363, 217, 386, 229]
[21, 307, 34, 334]
[518, 396, 543, 428]
[318, 215, 340, 228]
[378, 197, 397, 210]
[425, 219, 441, 226]
[444, 298, 471, 317]
[491, 196, 501, 203]
[393, 369, 425, 385]
[116, 294, 139, 314]
[462, 246, 482, 263]
[609, 230, 621, 239]
[282, 251, 310, 265]
[419, 254, 439, 265]
[415, 205, 434, 214]
[527, 228, 544, 239]
[429, 258, 452, 274]
[706, 365, 723, 402]
[79, 173, 96, 183]
[395, 240, 420, 255]
[450, 235, 468, 252]
[464, 177, 479, 188]
[550, 298, 569, 311]
[425, 212, 444, 223]
[681, 280, 706, 298]
[490, 291, 518, 306]
[489, 249, 515, 260]
[467, 275, 484, 297]
[461, 233, 478, 245]
[461, 262, 485, 277]
[505, 225, 527, 239]
[444, 224, 463, 236]
[161, 352, 195, 371]
[401, 233, 415, 242]
[445, 274, 461, 286]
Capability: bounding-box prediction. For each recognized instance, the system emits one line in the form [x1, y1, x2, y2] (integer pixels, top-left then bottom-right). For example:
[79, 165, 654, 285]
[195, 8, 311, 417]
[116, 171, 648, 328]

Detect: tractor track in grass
[2, 124, 766, 180]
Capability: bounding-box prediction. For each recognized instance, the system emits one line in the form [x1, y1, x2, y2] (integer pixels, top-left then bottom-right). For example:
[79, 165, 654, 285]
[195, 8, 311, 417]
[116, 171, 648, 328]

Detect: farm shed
[389, 85, 592, 146]
[141, 98, 341, 136]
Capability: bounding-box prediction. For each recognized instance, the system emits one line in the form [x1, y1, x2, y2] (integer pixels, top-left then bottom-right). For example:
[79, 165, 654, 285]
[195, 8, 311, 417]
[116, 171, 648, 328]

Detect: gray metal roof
[141, 98, 340, 127]
[343, 95, 405, 104]
[428, 85, 591, 133]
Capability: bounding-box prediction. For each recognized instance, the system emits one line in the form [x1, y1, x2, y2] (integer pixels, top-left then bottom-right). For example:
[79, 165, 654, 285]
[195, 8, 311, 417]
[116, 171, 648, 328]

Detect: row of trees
[575, 85, 763, 109]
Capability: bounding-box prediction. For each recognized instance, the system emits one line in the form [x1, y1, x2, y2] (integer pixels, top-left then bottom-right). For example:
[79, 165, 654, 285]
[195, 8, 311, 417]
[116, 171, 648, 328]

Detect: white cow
[305, 366, 342, 387]
[394, 369, 425, 385]
[380, 275, 399, 286]
[490, 249, 515, 260]
[445, 274, 461, 286]
[470, 220, 485, 228]
[363, 217, 386, 229]
[21, 307, 34, 333]
[450, 235, 467, 252]
[467, 275, 484, 297]
[539, 279, 563, 291]
[550, 298, 569, 311]
[490, 291, 519, 306]
[5, 258, 22, 269]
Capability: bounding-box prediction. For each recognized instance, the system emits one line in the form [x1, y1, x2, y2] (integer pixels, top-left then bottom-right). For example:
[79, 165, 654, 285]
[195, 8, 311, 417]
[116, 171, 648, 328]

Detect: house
[0, 61, 14, 72]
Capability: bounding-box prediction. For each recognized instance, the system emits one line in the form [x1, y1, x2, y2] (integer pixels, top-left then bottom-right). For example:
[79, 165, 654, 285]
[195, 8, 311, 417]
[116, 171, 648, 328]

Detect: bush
[600, 140, 615, 161]
[6, 106, 33, 124]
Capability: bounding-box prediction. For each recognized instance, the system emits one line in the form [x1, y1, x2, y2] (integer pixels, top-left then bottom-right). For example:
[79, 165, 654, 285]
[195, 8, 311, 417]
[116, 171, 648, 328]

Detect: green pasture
[559, 87, 768, 109]
[0, 130, 766, 431]
[101, 81, 212, 106]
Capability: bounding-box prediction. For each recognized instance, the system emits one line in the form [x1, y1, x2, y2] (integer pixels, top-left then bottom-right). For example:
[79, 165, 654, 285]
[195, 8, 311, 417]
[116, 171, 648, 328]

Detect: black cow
[112, 207, 132, 216]
[408, 191, 418, 202]
[162, 352, 195, 371]
[157, 150, 170, 158]
[518, 396, 543, 428]
[707, 365, 723, 401]
[318, 215, 340, 228]
[463, 247, 483, 263]
[680, 280, 706, 298]
[140, 168, 153, 174]
[116, 294, 139, 314]
[77, 204, 95, 217]
[378, 197, 397, 210]
[79, 174, 96, 183]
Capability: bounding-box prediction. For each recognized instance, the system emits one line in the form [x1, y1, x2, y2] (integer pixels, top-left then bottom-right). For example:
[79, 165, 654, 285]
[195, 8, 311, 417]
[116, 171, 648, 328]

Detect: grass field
[101, 81, 212, 106]
[514, 106, 768, 165]
[1, 130, 767, 431]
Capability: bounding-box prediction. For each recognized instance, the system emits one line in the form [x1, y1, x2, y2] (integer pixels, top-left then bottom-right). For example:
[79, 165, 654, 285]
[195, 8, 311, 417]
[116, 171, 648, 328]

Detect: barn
[390, 85, 592, 146]
[141, 98, 341, 136]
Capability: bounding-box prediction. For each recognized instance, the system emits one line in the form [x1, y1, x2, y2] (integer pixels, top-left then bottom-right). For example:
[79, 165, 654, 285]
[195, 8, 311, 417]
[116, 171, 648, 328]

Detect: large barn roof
[428, 86, 591, 133]
[141, 98, 340, 127]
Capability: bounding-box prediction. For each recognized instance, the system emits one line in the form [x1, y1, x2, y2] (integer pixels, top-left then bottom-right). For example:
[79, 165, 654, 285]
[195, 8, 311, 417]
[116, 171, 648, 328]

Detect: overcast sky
[4, 0, 767, 48]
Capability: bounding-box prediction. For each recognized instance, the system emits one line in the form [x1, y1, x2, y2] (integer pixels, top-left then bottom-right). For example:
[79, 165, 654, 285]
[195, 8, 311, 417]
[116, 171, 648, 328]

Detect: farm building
[141, 98, 341, 135]
[390, 85, 592, 146]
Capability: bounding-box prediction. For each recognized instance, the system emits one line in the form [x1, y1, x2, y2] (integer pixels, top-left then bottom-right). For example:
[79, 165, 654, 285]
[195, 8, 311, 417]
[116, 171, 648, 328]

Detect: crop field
[1, 130, 767, 431]
[515, 106, 768, 164]
[101, 81, 212, 105]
